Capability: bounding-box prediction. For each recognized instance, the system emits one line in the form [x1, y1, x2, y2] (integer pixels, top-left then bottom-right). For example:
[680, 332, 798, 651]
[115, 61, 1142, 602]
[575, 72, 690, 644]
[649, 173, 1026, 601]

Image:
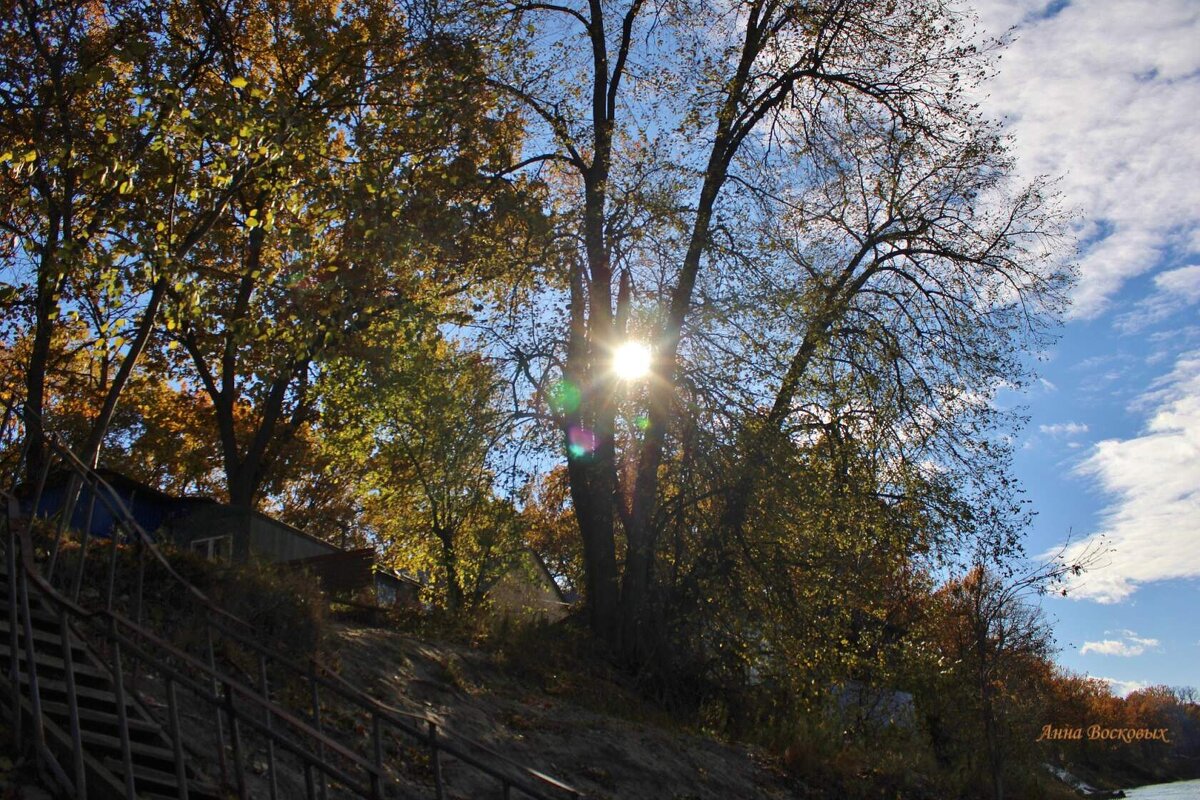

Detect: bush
[45, 535, 326, 664]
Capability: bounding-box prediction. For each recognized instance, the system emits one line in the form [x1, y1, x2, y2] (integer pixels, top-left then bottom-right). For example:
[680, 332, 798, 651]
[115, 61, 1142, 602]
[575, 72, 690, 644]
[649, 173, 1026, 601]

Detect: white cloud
[974, 0, 1200, 318]
[1096, 676, 1149, 697]
[1039, 377, 1058, 392]
[1080, 630, 1160, 657]
[1053, 353, 1200, 602]
[1117, 265, 1200, 332]
[1154, 265, 1200, 304]
[1039, 421, 1089, 437]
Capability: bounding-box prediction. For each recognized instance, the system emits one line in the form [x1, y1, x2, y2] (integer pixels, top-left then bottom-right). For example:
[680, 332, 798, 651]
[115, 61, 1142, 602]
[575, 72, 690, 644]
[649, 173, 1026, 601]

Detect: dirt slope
[328, 622, 808, 800]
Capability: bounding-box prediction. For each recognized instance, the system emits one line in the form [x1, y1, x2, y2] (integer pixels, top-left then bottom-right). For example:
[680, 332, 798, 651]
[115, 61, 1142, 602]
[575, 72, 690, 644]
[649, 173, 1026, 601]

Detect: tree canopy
[2, 4, 1156, 797]
[473, 0, 1073, 663]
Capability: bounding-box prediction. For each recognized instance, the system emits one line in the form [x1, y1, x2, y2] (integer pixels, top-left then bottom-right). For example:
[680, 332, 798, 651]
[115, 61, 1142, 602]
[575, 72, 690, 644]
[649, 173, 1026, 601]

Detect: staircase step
[103, 758, 222, 800]
[13, 670, 135, 713]
[81, 727, 180, 769]
[0, 594, 58, 617]
[40, 700, 164, 739]
[0, 642, 112, 687]
[3, 605, 64, 633]
[0, 618, 85, 652]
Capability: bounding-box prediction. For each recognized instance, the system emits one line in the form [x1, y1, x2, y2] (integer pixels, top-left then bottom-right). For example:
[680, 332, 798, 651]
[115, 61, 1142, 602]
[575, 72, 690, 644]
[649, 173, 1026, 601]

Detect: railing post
[69, 487, 97, 603]
[109, 618, 137, 799]
[59, 609, 87, 799]
[5, 511, 21, 748]
[18, 561, 46, 764]
[206, 624, 229, 788]
[371, 710, 384, 800]
[133, 527, 145, 628]
[105, 523, 120, 612]
[310, 661, 328, 800]
[130, 531, 145, 690]
[428, 720, 444, 800]
[47, 473, 83, 583]
[28, 454, 52, 531]
[259, 653, 279, 800]
[166, 678, 189, 800]
[224, 680, 248, 800]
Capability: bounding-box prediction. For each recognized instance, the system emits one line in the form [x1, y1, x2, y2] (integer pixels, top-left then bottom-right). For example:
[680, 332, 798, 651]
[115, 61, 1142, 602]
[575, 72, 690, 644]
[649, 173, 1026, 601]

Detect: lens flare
[550, 380, 582, 414]
[612, 341, 651, 380]
[567, 425, 596, 458]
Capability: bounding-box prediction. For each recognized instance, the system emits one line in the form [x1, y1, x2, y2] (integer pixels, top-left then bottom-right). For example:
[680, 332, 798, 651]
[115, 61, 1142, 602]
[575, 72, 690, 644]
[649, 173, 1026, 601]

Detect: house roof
[30, 466, 218, 510]
[30, 467, 426, 585]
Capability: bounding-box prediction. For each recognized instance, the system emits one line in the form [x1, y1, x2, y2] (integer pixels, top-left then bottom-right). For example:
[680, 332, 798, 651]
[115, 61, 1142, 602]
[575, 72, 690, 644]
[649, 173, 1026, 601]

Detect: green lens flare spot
[550, 380, 581, 414]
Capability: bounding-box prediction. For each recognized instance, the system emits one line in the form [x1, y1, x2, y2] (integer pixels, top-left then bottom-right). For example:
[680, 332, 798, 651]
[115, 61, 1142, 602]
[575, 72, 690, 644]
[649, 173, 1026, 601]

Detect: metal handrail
[208, 614, 582, 797]
[6, 499, 385, 796]
[2, 423, 582, 800]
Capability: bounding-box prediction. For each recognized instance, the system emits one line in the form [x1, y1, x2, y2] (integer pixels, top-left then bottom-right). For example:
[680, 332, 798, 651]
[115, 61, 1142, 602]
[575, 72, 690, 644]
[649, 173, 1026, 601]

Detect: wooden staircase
[1, 552, 221, 799]
[0, 428, 583, 800]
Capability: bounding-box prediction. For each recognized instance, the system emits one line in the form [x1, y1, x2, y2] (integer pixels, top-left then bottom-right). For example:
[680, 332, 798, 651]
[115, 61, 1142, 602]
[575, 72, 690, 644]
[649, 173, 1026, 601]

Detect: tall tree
[0, 0, 194, 473]
[0, 0, 328, 472]
[162, 0, 538, 508]
[487, 0, 1073, 658]
[321, 331, 516, 609]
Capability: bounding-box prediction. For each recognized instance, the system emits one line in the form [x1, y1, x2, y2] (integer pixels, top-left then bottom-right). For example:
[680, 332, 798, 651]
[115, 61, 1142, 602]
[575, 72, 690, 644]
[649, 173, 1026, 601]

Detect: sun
[612, 341, 652, 380]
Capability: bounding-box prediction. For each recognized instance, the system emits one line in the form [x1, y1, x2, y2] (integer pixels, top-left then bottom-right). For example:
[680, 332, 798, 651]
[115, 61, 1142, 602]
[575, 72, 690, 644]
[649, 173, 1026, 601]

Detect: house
[484, 548, 571, 622]
[27, 468, 420, 605]
[25, 468, 217, 543]
[831, 680, 916, 730]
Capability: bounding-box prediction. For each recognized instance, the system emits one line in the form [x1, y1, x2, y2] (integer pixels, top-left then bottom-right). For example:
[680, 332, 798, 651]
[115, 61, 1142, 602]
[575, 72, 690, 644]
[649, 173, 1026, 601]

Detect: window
[190, 535, 232, 562]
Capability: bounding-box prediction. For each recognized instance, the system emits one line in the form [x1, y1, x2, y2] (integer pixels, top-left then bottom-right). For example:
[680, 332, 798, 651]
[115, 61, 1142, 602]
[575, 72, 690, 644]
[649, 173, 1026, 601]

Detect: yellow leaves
[230, 76, 249, 89]
[0, 151, 11, 163]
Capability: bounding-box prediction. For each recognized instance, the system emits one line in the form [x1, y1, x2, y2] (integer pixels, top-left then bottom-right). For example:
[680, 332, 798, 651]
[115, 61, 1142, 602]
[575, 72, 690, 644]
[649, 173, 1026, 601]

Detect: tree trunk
[23, 307, 52, 483]
[78, 276, 169, 468]
[22, 234, 61, 484]
[981, 676, 1003, 800]
[226, 463, 260, 511]
[439, 532, 464, 611]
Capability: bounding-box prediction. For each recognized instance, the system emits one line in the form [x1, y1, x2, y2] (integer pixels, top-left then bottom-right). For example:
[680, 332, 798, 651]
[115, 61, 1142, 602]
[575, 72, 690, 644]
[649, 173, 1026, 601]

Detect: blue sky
[973, 0, 1200, 694]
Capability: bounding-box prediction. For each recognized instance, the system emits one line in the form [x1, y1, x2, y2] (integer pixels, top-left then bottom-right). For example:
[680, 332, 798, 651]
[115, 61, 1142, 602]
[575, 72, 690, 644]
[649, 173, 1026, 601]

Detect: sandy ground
[326, 621, 809, 800]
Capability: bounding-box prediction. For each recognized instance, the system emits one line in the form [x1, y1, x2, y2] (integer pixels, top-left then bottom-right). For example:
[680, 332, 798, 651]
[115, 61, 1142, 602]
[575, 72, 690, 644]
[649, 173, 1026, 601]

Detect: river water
[1123, 778, 1200, 799]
